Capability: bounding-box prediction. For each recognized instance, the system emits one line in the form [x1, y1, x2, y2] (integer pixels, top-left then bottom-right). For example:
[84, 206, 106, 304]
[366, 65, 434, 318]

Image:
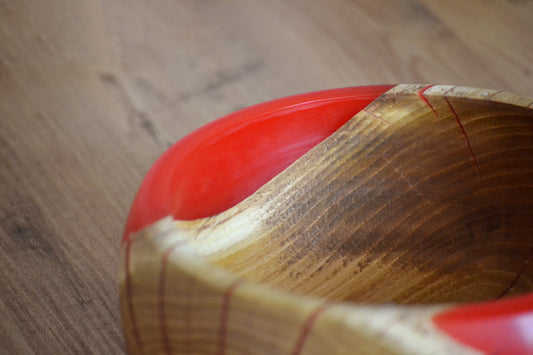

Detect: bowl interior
[202, 89, 533, 305]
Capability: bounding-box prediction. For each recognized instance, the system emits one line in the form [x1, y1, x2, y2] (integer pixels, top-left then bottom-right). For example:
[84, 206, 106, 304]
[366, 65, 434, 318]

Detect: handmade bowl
[120, 84, 533, 354]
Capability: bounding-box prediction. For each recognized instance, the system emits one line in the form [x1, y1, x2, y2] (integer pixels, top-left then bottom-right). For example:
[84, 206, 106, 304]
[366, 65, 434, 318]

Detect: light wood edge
[120, 84, 533, 353]
[121, 218, 480, 354]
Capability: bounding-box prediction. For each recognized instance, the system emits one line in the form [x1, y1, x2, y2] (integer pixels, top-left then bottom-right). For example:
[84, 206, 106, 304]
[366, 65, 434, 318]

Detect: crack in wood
[496, 246, 533, 299]
[443, 96, 484, 185]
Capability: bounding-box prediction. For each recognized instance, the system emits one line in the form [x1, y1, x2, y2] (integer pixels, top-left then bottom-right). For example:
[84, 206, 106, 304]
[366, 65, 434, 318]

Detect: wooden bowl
[120, 84, 533, 354]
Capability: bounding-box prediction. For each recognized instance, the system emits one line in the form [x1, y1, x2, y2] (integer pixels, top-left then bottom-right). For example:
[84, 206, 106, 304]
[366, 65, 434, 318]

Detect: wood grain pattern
[123, 218, 479, 355]
[121, 85, 533, 354]
[1, 0, 533, 353]
[198, 84, 533, 305]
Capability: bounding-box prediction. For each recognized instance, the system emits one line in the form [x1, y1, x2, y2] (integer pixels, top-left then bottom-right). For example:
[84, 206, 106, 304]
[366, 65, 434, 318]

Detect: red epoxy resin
[123, 85, 392, 240]
[123, 84, 533, 353]
[434, 293, 533, 355]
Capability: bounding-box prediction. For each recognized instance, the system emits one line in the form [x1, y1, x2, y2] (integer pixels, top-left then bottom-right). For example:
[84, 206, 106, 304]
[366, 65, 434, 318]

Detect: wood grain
[123, 218, 479, 355]
[1, 0, 533, 353]
[120, 85, 533, 354]
[175, 85, 532, 306]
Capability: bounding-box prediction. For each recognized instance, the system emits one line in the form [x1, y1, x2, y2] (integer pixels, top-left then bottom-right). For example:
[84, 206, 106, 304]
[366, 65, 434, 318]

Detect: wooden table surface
[1, 1, 532, 353]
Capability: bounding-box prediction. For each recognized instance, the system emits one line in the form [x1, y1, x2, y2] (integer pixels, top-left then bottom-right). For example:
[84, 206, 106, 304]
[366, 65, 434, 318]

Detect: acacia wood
[1, 1, 533, 354]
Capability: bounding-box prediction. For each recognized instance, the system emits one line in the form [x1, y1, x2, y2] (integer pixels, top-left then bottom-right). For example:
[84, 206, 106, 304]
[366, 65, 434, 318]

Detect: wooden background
[1, 0, 532, 353]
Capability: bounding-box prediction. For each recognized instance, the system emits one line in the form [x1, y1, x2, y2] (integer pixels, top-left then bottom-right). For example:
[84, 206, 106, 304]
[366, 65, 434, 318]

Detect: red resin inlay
[158, 241, 187, 354]
[123, 85, 533, 353]
[291, 305, 329, 355]
[418, 84, 438, 117]
[434, 293, 533, 355]
[217, 279, 244, 355]
[123, 85, 393, 240]
[444, 96, 483, 182]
